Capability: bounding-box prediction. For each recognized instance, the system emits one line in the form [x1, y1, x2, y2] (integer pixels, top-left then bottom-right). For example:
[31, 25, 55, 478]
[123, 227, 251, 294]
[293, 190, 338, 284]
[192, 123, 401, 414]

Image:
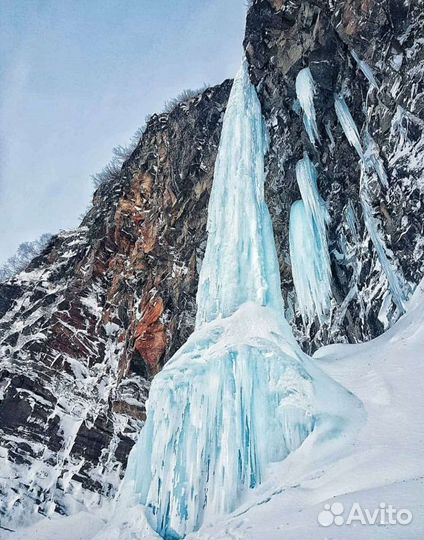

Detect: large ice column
[124, 307, 316, 540]
[195, 62, 284, 327]
[289, 155, 332, 323]
[334, 94, 364, 159]
[112, 63, 315, 540]
[296, 67, 320, 146]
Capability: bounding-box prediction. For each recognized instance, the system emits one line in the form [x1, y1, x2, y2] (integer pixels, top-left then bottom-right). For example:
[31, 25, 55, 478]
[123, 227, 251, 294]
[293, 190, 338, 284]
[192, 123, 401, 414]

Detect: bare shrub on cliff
[163, 85, 208, 113]
[91, 116, 152, 188]
[0, 233, 52, 281]
[91, 160, 122, 188]
[91, 87, 208, 189]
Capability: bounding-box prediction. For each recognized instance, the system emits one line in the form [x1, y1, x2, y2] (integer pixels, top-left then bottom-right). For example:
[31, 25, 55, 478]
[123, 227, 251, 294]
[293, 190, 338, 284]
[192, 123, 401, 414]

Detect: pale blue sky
[0, 0, 246, 263]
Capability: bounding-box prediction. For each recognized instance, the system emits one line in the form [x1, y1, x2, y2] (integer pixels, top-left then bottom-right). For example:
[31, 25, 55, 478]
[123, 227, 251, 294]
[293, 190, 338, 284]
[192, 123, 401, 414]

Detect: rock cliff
[245, 0, 423, 349]
[0, 82, 231, 526]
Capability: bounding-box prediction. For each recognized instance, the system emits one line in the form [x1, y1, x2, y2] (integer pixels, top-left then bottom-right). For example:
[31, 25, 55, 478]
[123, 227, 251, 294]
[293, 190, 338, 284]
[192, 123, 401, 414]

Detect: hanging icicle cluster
[289, 155, 332, 324]
[290, 66, 333, 324]
[290, 51, 408, 326]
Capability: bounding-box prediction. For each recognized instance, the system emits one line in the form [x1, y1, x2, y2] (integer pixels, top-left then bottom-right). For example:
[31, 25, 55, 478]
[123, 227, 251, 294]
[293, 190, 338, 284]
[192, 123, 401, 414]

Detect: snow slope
[6, 280, 423, 540]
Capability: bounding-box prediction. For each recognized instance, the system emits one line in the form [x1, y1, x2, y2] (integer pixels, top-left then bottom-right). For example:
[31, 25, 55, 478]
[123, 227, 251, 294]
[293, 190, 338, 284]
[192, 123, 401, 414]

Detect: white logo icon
[317, 502, 344, 526]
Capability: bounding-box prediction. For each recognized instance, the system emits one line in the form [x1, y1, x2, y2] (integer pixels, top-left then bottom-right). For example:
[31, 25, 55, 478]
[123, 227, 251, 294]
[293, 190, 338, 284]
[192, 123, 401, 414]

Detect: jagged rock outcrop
[244, 0, 423, 350]
[0, 81, 231, 527]
[0, 0, 423, 529]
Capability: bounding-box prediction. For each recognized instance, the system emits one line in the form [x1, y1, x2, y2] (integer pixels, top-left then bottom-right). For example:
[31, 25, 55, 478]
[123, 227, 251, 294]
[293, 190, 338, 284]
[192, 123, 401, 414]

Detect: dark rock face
[0, 82, 231, 526]
[0, 0, 423, 527]
[244, 0, 423, 350]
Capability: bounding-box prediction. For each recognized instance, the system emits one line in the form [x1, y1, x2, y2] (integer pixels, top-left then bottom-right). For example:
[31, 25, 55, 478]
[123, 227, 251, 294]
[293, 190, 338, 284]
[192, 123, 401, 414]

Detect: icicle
[289, 155, 332, 324]
[324, 121, 336, 153]
[292, 98, 301, 115]
[331, 284, 358, 333]
[195, 62, 284, 327]
[345, 201, 360, 240]
[360, 168, 407, 314]
[295, 154, 331, 257]
[334, 94, 364, 159]
[289, 201, 332, 324]
[296, 67, 320, 146]
[363, 131, 389, 188]
[351, 49, 379, 89]
[335, 95, 388, 187]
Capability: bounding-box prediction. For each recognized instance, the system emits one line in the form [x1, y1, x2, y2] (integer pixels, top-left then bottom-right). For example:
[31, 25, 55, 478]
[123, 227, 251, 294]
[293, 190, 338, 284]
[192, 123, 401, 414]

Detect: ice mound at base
[97, 303, 364, 540]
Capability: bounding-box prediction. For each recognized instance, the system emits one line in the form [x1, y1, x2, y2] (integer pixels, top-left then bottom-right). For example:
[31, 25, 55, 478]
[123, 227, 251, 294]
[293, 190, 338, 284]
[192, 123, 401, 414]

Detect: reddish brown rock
[134, 297, 166, 372]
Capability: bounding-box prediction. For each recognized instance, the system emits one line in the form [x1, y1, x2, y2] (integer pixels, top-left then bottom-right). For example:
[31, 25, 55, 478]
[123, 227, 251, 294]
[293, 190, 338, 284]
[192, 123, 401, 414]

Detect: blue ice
[296, 67, 320, 146]
[289, 155, 332, 323]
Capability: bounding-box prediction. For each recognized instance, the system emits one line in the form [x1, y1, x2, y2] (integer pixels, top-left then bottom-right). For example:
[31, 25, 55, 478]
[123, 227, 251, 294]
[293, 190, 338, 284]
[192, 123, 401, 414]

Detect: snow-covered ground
[6, 280, 423, 540]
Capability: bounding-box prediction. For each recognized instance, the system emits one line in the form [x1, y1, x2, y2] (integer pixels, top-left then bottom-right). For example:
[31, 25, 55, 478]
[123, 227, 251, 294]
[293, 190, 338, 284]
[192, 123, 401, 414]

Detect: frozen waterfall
[104, 62, 363, 540]
[195, 63, 284, 327]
